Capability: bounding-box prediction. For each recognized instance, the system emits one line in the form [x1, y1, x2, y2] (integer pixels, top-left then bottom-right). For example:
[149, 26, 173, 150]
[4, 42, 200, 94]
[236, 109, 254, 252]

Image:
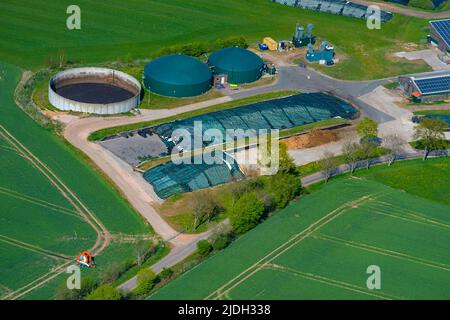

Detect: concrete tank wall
[49, 67, 141, 115]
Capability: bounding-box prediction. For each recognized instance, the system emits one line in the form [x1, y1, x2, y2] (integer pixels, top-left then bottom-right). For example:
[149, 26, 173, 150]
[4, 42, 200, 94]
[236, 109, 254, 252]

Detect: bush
[133, 268, 158, 297]
[210, 225, 235, 251]
[230, 192, 265, 234]
[268, 173, 302, 209]
[356, 117, 378, 140]
[55, 276, 98, 300]
[197, 240, 213, 257]
[102, 260, 133, 283]
[86, 284, 121, 300]
[192, 192, 222, 229]
[159, 267, 174, 280]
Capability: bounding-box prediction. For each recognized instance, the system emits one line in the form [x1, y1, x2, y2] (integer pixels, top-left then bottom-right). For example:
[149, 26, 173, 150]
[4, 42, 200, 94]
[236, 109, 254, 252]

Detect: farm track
[204, 194, 380, 300]
[0, 125, 111, 300]
[314, 234, 450, 272]
[266, 263, 399, 300]
[0, 186, 83, 219]
[0, 235, 71, 261]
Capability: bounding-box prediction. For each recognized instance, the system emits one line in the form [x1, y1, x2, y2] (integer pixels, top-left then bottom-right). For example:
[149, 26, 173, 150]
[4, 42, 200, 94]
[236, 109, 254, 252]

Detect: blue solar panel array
[414, 75, 450, 95]
[431, 20, 450, 46]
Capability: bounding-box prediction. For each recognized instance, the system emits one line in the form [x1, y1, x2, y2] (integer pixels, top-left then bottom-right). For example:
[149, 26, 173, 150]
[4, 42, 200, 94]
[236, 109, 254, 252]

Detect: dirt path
[350, 0, 450, 19]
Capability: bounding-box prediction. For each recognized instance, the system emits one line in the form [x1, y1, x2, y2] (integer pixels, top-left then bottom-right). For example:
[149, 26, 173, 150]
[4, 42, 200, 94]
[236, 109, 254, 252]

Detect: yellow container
[263, 37, 278, 51]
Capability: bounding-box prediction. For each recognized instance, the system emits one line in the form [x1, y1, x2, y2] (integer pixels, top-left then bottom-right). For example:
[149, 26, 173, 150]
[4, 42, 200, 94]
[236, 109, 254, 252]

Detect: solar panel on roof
[431, 20, 450, 47]
[414, 75, 450, 95]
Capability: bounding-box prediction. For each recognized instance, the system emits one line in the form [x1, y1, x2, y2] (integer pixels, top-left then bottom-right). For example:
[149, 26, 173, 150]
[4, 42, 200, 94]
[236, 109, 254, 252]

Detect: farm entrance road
[349, 0, 450, 19]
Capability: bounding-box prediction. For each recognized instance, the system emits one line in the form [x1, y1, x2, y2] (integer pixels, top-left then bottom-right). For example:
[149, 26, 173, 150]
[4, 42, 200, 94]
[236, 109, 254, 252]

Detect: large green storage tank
[144, 54, 212, 97]
[208, 47, 265, 84]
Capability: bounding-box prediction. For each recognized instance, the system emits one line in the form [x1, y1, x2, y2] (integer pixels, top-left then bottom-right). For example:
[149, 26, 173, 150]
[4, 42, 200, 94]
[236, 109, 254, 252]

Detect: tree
[342, 141, 361, 174]
[133, 268, 158, 297]
[268, 173, 302, 209]
[319, 151, 338, 183]
[413, 118, 447, 160]
[358, 142, 379, 170]
[86, 284, 121, 300]
[159, 267, 174, 280]
[278, 142, 301, 176]
[230, 192, 265, 234]
[382, 134, 406, 166]
[197, 240, 213, 257]
[210, 224, 234, 251]
[192, 192, 221, 230]
[356, 117, 378, 140]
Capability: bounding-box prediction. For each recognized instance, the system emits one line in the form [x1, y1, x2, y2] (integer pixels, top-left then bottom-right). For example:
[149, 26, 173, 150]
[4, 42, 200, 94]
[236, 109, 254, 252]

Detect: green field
[0, 0, 430, 80]
[150, 158, 450, 300]
[0, 62, 153, 299]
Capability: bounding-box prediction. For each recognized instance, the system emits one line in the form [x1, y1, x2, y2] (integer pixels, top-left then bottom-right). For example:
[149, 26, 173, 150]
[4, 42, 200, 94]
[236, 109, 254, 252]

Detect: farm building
[273, 0, 393, 23]
[144, 54, 212, 98]
[430, 19, 450, 55]
[48, 68, 141, 114]
[208, 47, 265, 84]
[399, 73, 450, 103]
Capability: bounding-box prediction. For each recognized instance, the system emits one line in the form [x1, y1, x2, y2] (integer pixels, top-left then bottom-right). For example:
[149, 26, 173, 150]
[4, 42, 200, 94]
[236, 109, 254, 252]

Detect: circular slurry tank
[49, 67, 141, 115]
[208, 47, 265, 84]
[144, 54, 212, 98]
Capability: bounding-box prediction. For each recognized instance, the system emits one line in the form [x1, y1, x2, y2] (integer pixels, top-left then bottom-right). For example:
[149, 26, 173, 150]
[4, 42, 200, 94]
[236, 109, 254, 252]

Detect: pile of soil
[282, 128, 338, 150]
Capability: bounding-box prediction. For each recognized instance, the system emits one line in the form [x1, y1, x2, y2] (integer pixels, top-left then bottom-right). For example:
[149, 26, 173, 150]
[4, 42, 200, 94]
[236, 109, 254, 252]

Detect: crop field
[151, 159, 450, 300]
[0, 0, 430, 80]
[0, 62, 153, 299]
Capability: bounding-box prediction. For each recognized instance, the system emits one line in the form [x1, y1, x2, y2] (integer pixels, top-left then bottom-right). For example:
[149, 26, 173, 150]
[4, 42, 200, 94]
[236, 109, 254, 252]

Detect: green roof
[144, 54, 212, 97]
[144, 54, 211, 86]
[208, 47, 264, 84]
[208, 47, 264, 72]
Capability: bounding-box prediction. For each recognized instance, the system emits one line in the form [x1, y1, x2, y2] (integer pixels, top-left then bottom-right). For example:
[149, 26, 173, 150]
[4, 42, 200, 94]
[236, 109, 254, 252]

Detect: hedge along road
[0, 62, 152, 298]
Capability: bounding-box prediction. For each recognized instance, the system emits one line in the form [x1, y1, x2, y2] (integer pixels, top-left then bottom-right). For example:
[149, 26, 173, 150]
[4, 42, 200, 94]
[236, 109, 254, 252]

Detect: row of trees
[319, 116, 448, 183]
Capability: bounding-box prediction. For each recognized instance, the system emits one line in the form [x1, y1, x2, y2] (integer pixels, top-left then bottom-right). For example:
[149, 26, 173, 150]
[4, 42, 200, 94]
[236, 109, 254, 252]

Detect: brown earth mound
[282, 128, 338, 149]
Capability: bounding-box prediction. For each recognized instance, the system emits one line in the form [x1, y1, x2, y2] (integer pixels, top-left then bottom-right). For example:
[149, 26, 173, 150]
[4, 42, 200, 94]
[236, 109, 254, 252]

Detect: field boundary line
[368, 206, 450, 231]
[205, 194, 380, 300]
[266, 264, 398, 300]
[0, 125, 110, 300]
[371, 200, 450, 229]
[0, 235, 71, 261]
[0, 261, 72, 300]
[315, 234, 450, 272]
[0, 187, 82, 219]
[0, 126, 106, 252]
